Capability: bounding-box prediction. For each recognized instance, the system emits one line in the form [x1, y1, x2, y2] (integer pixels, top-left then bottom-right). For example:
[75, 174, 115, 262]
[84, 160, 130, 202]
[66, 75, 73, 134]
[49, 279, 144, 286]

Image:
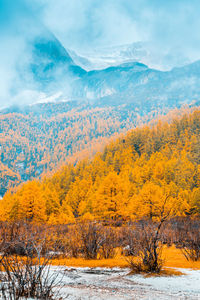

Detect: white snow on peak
[69, 42, 191, 72]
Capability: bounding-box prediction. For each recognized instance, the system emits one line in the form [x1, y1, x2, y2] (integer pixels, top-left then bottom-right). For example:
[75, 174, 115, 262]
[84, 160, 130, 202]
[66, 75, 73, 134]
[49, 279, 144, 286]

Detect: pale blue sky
[0, 0, 200, 53]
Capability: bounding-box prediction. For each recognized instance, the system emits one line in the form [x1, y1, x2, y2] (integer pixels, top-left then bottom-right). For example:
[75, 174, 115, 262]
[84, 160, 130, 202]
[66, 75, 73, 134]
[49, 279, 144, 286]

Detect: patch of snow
[86, 90, 95, 100]
[29, 91, 64, 105]
[45, 266, 200, 300]
[71, 42, 191, 72]
[100, 88, 116, 97]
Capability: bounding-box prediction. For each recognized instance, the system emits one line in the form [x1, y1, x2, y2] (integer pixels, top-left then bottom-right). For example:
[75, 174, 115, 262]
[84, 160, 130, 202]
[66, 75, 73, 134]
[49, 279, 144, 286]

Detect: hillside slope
[0, 100, 172, 196]
[1, 109, 200, 223]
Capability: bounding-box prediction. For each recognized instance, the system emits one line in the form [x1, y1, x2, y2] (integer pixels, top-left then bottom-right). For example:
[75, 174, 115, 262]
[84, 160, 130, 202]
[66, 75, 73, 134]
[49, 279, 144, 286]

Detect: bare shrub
[47, 225, 74, 258]
[99, 227, 116, 259]
[174, 218, 200, 261]
[66, 225, 84, 258]
[53, 223, 117, 260]
[160, 220, 175, 247]
[0, 256, 61, 300]
[121, 225, 139, 257]
[0, 222, 48, 256]
[0, 225, 64, 299]
[78, 222, 104, 259]
[126, 221, 164, 273]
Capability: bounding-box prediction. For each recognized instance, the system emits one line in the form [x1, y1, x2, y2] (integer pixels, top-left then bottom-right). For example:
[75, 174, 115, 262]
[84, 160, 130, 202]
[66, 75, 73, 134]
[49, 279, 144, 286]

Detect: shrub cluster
[0, 218, 199, 298]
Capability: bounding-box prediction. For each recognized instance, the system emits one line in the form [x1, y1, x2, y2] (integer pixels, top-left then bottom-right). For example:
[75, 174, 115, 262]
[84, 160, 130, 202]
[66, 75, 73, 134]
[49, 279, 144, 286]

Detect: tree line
[1, 109, 200, 223]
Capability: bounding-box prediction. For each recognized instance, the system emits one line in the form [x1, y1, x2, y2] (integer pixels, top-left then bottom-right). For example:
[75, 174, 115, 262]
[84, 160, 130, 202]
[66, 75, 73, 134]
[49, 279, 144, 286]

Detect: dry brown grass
[51, 245, 200, 270]
[142, 268, 184, 277]
[163, 245, 200, 269]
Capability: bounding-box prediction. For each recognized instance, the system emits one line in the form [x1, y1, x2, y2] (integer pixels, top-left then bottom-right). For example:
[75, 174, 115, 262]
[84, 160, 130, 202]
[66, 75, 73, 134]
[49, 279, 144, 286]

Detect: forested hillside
[1, 109, 200, 223]
[0, 100, 183, 196]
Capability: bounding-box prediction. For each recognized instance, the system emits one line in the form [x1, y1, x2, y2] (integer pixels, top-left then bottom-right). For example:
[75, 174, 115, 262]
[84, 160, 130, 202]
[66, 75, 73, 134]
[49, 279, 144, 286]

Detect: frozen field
[53, 267, 200, 300]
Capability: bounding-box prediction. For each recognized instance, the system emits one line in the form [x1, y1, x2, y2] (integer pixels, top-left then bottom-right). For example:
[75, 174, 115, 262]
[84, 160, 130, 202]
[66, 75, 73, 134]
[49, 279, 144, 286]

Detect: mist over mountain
[1, 0, 200, 108]
[2, 27, 200, 111]
[69, 43, 190, 71]
[2, 28, 86, 106]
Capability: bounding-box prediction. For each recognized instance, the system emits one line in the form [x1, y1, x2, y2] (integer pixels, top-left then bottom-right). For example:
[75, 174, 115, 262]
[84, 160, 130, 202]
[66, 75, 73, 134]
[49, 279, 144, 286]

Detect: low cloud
[40, 0, 200, 56]
[0, 0, 200, 107]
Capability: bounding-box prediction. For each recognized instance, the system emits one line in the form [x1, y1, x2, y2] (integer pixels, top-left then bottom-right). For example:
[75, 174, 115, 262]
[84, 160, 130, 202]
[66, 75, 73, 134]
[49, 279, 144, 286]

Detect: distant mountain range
[73, 60, 200, 112]
[0, 16, 196, 115]
[10, 29, 200, 112]
[68, 42, 190, 71]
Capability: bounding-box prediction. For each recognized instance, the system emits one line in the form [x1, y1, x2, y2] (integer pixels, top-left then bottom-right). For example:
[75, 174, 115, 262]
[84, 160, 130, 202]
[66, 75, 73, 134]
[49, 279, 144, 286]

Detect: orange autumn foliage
[1, 109, 200, 223]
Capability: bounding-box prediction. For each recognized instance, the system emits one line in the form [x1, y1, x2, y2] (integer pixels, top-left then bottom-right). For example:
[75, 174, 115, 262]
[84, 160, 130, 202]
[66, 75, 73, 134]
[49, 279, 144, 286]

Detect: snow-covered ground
[52, 266, 200, 299]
